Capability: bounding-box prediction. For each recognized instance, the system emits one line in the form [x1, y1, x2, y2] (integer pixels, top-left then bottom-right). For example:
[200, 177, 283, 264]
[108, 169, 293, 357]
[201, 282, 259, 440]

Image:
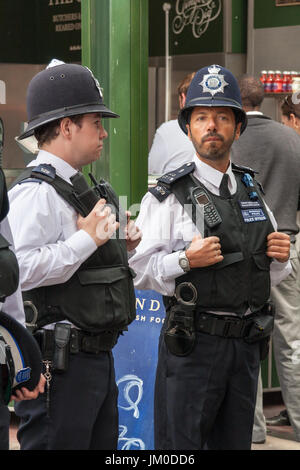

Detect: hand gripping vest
[150, 162, 274, 316]
[12, 165, 137, 333]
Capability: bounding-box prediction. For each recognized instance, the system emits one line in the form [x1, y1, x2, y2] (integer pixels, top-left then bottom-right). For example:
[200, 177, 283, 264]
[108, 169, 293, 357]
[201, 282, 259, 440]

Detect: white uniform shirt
[130, 154, 291, 304]
[148, 120, 195, 175]
[0, 216, 26, 325]
[8, 150, 97, 304]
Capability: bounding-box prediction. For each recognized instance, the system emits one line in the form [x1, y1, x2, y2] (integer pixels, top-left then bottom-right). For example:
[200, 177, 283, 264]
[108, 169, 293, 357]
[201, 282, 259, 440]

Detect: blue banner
[113, 289, 166, 451]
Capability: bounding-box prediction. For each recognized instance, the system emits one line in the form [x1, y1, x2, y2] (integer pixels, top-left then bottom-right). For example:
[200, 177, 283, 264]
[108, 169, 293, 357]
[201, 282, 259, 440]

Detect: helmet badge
[200, 65, 229, 96]
[85, 66, 103, 99]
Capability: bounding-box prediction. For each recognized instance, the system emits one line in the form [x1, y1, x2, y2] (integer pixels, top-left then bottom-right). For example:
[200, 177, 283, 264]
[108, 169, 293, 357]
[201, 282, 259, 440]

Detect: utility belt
[33, 323, 119, 416]
[34, 324, 119, 370]
[164, 301, 275, 359]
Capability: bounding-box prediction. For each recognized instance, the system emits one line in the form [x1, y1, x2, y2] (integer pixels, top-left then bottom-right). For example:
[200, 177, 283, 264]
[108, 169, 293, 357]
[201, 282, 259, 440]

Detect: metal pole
[163, 3, 171, 122]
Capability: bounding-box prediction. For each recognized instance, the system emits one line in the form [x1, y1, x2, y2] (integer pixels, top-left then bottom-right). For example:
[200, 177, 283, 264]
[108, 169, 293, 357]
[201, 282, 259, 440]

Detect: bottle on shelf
[287, 72, 293, 93]
[260, 70, 268, 91]
[265, 71, 275, 93]
[282, 71, 290, 93]
[273, 71, 283, 93]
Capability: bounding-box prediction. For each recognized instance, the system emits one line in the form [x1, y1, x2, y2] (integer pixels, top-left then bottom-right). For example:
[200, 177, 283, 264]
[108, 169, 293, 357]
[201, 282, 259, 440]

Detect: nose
[100, 125, 108, 140]
[206, 115, 218, 132]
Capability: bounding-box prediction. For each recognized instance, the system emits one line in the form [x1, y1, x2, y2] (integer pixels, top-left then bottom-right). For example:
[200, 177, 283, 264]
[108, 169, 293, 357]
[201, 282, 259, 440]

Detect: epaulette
[30, 164, 56, 182]
[17, 164, 57, 186]
[149, 162, 195, 202]
[231, 162, 258, 177]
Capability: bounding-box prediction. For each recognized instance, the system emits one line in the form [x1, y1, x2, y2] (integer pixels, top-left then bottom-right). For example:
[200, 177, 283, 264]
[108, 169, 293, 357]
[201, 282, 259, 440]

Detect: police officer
[8, 60, 141, 450]
[129, 65, 291, 450]
[0, 166, 45, 450]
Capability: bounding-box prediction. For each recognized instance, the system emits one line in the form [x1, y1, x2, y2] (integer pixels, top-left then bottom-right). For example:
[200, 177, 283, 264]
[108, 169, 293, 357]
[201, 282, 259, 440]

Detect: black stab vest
[0, 168, 19, 302]
[151, 163, 275, 316]
[12, 166, 136, 333]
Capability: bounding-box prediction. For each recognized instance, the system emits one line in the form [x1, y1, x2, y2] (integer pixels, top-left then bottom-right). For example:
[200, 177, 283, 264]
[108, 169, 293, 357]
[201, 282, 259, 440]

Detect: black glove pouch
[245, 313, 274, 361]
[164, 304, 196, 357]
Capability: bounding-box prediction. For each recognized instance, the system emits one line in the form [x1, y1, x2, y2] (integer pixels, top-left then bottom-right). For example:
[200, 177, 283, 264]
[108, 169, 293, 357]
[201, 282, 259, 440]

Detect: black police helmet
[178, 64, 247, 135]
[0, 311, 42, 404]
[19, 60, 119, 140]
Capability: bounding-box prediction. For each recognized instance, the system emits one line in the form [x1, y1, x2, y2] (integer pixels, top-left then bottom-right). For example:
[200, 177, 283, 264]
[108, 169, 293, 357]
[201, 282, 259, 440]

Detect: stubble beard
[191, 130, 237, 162]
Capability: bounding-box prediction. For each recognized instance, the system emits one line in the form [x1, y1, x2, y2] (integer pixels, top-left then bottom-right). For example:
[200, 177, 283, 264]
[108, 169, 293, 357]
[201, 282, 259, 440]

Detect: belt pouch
[164, 304, 196, 357]
[53, 324, 71, 372]
[245, 314, 274, 344]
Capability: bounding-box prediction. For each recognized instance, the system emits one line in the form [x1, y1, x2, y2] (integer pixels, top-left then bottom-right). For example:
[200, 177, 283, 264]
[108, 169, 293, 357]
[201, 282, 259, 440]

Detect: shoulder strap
[231, 162, 258, 178]
[149, 161, 195, 202]
[11, 164, 88, 216]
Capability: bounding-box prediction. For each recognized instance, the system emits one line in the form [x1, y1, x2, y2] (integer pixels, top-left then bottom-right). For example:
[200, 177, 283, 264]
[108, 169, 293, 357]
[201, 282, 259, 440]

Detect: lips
[204, 137, 222, 143]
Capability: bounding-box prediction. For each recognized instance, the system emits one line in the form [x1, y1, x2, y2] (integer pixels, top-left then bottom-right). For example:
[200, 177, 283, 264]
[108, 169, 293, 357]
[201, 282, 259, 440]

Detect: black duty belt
[34, 327, 119, 359]
[195, 312, 255, 338]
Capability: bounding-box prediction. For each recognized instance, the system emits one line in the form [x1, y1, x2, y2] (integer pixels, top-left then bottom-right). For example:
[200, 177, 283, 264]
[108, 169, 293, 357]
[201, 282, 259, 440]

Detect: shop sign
[149, 0, 223, 57]
[0, 0, 81, 64]
[172, 0, 222, 39]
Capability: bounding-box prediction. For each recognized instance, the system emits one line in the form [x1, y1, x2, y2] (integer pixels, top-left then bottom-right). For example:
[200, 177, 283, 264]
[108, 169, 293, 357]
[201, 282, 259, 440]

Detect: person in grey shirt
[148, 72, 195, 175]
[231, 75, 300, 444]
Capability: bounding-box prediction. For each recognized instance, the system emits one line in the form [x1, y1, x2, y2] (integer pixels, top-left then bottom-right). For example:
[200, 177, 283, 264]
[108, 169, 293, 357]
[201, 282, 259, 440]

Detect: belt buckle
[223, 317, 242, 338]
[82, 335, 101, 354]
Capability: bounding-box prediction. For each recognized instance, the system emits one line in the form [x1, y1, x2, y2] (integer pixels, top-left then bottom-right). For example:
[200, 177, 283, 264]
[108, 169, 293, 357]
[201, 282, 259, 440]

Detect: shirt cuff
[65, 229, 97, 262]
[270, 259, 292, 286]
[162, 251, 185, 280]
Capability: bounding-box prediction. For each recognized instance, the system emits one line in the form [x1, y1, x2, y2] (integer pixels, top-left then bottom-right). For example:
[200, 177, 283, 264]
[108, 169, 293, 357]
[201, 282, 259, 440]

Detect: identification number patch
[239, 201, 267, 223]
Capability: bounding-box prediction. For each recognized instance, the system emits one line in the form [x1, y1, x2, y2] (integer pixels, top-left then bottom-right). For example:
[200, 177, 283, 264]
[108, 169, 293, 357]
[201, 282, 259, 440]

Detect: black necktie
[219, 173, 231, 198]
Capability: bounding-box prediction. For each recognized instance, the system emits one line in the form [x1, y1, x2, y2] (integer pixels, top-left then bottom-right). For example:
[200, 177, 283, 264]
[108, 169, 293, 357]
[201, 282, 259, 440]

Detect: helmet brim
[0, 311, 42, 394]
[18, 103, 119, 140]
[178, 98, 247, 135]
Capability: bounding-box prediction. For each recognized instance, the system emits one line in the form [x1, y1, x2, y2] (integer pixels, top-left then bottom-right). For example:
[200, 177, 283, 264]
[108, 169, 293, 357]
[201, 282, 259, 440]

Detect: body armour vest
[150, 162, 275, 316]
[0, 168, 19, 302]
[12, 165, 136, 333]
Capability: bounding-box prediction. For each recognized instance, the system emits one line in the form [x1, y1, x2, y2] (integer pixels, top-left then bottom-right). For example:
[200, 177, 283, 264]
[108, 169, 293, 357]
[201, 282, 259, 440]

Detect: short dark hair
[238, 75, 264, 109]
[281, 95, 300, 119]
[34, 114, 84, 147]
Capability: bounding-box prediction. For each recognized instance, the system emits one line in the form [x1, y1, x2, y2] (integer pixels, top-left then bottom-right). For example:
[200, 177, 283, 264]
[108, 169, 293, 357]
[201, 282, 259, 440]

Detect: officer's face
[187, 107, 241, 166]
[69, 113, 108, 168]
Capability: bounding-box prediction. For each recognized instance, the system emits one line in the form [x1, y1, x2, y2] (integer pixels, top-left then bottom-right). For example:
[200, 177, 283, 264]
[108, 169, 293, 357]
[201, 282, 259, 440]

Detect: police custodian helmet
[178, 64, 247, 135]
[19, 59, 119, 140]
[0, 312, 42, 405]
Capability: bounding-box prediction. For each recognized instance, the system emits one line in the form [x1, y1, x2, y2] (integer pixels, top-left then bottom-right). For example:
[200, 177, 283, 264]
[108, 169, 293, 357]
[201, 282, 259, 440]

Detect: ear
[290, 113, 300, 130]
[60, 117, 73, 138]
[234, 122, 242, 141]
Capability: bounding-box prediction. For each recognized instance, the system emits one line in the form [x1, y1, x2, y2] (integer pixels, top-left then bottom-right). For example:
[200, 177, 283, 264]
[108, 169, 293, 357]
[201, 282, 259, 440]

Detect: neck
[196, 153, 230, 174]
[41, 142, 80, 170]
[243, 106, 260, 113]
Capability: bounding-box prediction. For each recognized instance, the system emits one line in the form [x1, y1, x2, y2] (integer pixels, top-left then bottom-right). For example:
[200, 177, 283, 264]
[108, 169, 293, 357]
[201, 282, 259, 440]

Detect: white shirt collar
[27, 150, 78, 183]
[192, 153, 236, 195]
[246, 111, 263, 116]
